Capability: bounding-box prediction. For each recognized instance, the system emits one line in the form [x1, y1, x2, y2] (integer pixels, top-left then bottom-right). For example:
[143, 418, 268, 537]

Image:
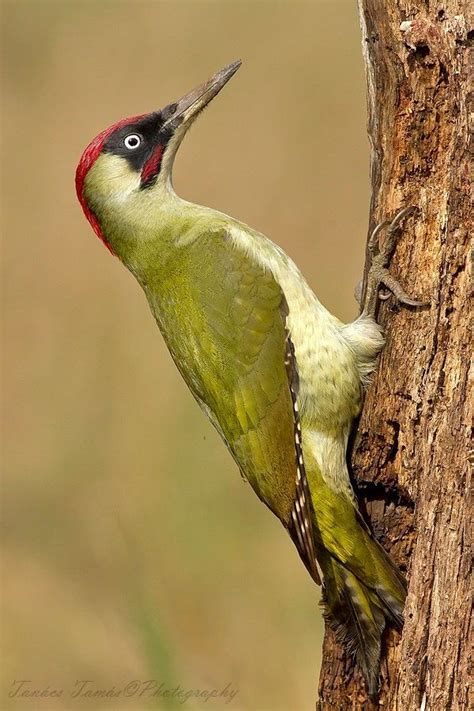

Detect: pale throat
[86, 153, 176, 221]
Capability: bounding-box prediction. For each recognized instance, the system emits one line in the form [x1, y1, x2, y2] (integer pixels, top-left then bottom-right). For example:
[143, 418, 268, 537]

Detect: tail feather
[367, 533, 407, 627]
[319, 537, 406, 698]
[305, 454, 407, 695]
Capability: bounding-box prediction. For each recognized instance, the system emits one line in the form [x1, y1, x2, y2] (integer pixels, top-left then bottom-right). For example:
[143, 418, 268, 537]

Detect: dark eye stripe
[100, 112, 173, 181]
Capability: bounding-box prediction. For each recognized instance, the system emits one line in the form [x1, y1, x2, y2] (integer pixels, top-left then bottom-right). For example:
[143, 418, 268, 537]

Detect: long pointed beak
[161, 60, 241, 131]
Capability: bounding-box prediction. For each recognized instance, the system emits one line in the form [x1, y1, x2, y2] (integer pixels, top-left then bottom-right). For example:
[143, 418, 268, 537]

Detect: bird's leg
[361, 206, 428, 320]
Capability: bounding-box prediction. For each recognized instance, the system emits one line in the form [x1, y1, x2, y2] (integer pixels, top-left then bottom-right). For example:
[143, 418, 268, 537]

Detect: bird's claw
[360, 206, 429, 319]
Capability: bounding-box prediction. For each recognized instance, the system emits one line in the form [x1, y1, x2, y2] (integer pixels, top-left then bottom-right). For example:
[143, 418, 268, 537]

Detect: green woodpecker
[76, 61, 423, 695]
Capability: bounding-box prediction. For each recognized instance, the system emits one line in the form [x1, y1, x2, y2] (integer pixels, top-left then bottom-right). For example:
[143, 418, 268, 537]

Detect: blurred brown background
[2, 1, 369, 709]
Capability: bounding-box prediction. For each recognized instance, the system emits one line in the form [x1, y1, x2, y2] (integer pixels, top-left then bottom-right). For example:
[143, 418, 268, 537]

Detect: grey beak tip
[225, 59, 242, 75]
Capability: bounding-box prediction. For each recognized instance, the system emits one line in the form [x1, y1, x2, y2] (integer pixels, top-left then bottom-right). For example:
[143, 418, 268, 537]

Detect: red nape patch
[141, 144, 164, 187]
[75, 113, 147, 254]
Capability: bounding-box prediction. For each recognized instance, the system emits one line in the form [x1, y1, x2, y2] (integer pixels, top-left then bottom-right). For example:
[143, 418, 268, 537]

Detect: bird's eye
[124, 134, 142, 150]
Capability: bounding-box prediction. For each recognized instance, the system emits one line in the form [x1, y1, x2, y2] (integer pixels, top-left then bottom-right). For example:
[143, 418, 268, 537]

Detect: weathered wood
[318, 2, 472, 709]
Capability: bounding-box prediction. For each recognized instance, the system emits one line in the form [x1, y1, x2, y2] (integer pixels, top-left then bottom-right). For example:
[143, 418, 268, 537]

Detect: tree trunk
[318, 2, 471, 709]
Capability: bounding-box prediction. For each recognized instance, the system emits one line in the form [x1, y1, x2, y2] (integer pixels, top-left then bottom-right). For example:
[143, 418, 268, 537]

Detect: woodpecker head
[76, 61, 241, 253]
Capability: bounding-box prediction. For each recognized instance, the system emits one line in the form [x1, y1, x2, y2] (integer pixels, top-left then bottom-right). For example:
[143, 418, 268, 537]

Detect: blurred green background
[2, 1, 369, 709]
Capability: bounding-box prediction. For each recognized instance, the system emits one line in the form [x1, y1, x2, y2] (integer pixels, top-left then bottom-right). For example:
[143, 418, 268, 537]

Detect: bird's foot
[360, 206, 429, 319]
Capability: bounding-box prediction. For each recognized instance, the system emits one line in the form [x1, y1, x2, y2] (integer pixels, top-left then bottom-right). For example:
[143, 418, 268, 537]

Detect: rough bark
[318, 2, 472, 709]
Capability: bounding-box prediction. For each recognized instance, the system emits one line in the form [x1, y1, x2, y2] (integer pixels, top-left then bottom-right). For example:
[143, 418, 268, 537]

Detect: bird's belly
[271, 262, 361, 431]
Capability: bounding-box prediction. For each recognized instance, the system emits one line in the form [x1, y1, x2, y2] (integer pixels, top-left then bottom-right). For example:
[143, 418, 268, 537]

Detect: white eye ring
[124, 134, 142, 150]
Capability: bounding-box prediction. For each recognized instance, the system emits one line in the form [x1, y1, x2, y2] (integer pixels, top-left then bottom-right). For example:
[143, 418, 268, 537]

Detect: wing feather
[150, 227, 320, 582]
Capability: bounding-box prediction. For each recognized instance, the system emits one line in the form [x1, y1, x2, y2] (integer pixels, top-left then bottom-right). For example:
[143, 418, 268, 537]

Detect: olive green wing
[155, 228, 320, 584]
